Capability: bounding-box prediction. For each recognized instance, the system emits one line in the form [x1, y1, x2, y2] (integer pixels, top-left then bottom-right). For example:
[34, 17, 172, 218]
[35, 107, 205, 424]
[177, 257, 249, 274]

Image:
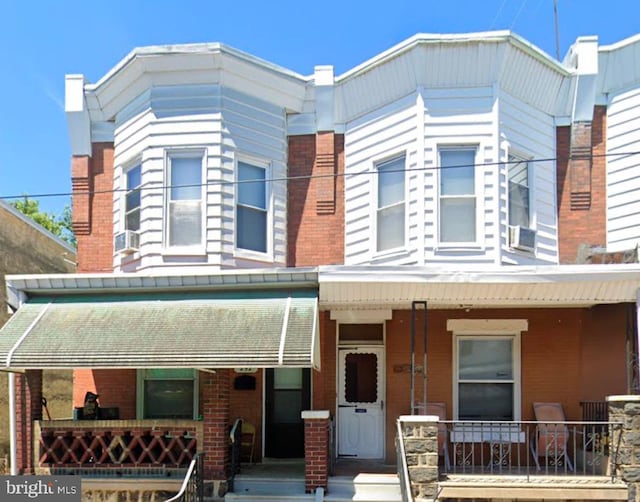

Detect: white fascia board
[65, 74, 91, 156]
[4, 267, 319, 295]
[335, 30, 570, 84]
[84, 44, 310, 122]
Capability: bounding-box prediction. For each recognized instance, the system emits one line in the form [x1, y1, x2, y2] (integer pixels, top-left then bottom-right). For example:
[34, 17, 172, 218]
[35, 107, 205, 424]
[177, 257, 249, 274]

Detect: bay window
[376, 156, 405, 252]
[124, 165, 141, 232]
[508, 154, 531, 228]
[236, 160, 268, 253]
[166, 153, 203, 248]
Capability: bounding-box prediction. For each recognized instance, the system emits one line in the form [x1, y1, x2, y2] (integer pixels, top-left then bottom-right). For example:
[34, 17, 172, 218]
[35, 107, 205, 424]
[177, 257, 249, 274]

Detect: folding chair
[530, 402, 574, 471]
[240, 420, 256, 464]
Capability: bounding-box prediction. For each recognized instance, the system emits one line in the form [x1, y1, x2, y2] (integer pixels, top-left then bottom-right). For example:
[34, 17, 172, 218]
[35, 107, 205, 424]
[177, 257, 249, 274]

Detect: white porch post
[8, 372, 17, 475]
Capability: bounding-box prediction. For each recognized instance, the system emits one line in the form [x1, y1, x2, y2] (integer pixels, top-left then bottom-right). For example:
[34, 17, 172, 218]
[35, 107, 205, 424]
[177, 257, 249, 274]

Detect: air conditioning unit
[114, 230, 140, 254]
[509, 225, 536, 252]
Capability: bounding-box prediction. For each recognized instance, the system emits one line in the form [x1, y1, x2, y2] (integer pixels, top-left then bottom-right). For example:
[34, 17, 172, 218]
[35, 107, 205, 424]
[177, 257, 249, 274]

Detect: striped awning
[0, 291, 319, 370]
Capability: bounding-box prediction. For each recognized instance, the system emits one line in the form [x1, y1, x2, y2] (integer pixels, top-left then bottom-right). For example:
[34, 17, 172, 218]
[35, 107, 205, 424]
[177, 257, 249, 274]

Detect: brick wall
[229, 370, 263, 461]
[72, 142, 115, 273]
[73, 369, 137, 419]
[557, 107, 607, 263]
[287, 134, 344, 266]
[302, 412, 330, 492]
[15, 370, 43, 473]
[318, 305, 628, 464]
[200, 369, 231, 480]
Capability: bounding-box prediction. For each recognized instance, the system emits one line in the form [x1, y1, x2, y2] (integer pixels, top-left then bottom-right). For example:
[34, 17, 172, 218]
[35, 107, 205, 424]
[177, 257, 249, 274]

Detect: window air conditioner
[114, 230, 140, 254]
[509, 225, 536, 252]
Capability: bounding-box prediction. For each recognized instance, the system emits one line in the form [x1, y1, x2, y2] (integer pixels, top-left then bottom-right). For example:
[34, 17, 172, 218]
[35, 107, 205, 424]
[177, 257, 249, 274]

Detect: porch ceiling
[318, 264, 640, 309]
[0, 292, 319, 370]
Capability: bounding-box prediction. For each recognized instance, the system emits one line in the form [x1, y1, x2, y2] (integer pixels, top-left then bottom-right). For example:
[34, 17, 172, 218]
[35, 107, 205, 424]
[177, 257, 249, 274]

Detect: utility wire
[1, 149, 639, 203]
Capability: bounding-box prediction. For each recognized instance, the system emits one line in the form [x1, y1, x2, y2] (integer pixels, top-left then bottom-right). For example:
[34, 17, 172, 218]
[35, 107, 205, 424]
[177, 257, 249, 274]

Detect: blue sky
[0, 0, 638, 217]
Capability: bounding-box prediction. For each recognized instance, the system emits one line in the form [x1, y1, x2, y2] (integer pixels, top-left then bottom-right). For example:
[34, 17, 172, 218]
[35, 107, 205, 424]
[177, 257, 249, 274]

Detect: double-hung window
[137, 369, 198, 419]
[508, 154, 530, 228]
[376, 156, 405, 252]
[124, 165, 141, 232]
[167, 153, 203, 248]
[456, 335, 518, 421]
[236, 160, 268, 253]
[439, 149, 476, 243]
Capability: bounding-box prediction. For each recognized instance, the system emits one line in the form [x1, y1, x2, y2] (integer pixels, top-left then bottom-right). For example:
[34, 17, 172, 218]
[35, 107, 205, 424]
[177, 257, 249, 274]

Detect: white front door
[337, 347, 385, 458]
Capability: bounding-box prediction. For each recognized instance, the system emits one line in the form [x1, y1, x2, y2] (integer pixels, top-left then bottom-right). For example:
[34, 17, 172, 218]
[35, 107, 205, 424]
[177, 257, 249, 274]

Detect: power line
[1, 149, 639, 203]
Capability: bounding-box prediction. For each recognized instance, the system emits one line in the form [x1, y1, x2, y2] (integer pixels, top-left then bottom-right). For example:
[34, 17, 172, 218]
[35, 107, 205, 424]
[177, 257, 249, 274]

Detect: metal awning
[0, 292, 319, 370]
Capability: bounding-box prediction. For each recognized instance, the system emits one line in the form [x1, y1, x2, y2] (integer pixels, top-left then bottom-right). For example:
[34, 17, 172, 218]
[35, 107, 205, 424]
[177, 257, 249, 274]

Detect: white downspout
[9, 372, 17, 475]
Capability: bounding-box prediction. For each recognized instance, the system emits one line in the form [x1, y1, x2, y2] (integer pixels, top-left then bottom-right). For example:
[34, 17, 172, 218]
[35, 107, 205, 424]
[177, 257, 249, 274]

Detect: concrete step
[224, 473, 402, 502]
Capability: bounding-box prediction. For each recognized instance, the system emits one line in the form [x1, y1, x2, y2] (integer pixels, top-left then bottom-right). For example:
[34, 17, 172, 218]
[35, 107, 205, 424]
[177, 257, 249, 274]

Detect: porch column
[398, 415, 439, 502]
[201, 369, 231, 482]
[14, 370, 43, 474]
[607, 395, 640, 500]
[302, 410, 331, 493]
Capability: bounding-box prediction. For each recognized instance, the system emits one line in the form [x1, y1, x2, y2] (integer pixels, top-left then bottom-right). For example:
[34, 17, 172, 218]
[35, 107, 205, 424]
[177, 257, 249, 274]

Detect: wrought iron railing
[228, 418, 242, 492]
[438, 420, 620, 479]
[396, 419, 413, 502]
[36, 420, 201, 475]
[166, 452, 205, 502]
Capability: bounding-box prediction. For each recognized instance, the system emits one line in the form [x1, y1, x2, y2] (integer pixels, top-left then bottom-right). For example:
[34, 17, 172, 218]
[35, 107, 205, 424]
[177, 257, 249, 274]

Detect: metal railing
[228, 418, 242, 492]
[166, 452, 205, 502]
[438, 420, 620, 479]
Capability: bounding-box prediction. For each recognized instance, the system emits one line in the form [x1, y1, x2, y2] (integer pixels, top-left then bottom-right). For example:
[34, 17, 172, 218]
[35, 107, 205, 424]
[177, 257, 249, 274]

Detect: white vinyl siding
[112, 84, 287, 272]
[376, 156, 405, 252]
[499, 90, 558, 264]
[607, 87, 640, 252]
[439, 149, 477, 243]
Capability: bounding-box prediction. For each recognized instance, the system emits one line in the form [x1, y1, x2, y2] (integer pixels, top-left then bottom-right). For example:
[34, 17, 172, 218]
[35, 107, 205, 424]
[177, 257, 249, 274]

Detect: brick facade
[287, 134, 345, 267]
[72, 142, 115, 273]
[557, 106, 608, 263]
[302, 411, 331, 493]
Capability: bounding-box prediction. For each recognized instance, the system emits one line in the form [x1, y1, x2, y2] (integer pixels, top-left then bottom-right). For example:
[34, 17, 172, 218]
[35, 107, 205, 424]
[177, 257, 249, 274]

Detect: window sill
[161, 247, 207, 257]
[234, 248, 274, 263]
[435, 243, 484, 252]
[371, 247, 410, 262]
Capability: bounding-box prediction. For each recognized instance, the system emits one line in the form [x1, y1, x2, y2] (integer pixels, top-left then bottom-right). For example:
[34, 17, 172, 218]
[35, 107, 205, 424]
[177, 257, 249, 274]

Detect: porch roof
[318, 264, 640, 309]
[0, 290, 319, 370]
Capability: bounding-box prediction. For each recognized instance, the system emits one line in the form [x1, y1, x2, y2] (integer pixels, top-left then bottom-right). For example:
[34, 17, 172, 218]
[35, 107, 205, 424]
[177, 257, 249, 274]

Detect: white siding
[344, 94, 419, 265]
[499, 91, 558, 264]
[423, 86, 499, 264]
[112, 84, 287, 272]
[607, 86, 640, 252]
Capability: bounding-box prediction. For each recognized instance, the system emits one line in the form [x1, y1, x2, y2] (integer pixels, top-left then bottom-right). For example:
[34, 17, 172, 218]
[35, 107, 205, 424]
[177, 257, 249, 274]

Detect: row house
[2, 30, 640, 500]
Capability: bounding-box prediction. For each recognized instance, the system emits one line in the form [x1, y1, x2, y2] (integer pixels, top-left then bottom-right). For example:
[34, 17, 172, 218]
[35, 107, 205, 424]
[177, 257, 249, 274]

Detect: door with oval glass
[338, 347, 385, 458]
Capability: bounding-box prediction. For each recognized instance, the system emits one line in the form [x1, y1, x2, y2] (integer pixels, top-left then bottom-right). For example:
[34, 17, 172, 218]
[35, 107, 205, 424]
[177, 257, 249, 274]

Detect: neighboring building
[1, 30, 640, 500]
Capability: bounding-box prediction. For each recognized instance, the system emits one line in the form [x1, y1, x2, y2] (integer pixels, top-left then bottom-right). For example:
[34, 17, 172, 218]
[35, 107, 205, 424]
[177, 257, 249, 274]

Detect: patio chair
[530, 402, 574, 471]
[426, 402, 451, 469]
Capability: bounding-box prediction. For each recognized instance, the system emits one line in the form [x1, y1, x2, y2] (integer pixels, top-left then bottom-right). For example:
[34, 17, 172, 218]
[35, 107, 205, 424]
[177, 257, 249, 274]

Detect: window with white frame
[439, 149, 476, 243]
[124, 165, 141, 231]
[508, 154, 530, 228]
[376, 156, 405, 252]
[137, 369, 198, 419]
[166, 153, 203, 248]
[455, 334, 519, 421]
[236, 160, 268, 253]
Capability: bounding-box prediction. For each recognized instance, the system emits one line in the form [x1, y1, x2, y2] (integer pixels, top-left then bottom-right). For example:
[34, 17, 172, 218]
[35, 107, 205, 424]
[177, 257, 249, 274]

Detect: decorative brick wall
[398, 415, 439, 501]
[287, 134, 344, 267]
[302, 410, 330, 493]
[557, 106, 607, 263]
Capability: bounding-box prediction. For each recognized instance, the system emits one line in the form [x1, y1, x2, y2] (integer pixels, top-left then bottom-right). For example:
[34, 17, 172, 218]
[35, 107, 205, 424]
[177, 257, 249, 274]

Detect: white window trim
[233, 155, 274, 261]
[136, 369, 200, 420]
[119, 161, 143, 233]
[436, 146, 483, 250]
[449, 319, 526, 421]
[507, 151, 533, 230]
[372, 153, 408, 258]
[163, 149, 207, 255]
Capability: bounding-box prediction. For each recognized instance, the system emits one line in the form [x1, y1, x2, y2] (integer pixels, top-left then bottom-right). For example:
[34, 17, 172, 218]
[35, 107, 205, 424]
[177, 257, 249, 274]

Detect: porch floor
[236, 458, 397, 477]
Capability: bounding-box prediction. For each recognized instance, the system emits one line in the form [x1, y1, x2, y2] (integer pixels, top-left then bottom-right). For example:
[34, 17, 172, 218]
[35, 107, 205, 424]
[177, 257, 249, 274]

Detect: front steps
[224, 472, 402, 502]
